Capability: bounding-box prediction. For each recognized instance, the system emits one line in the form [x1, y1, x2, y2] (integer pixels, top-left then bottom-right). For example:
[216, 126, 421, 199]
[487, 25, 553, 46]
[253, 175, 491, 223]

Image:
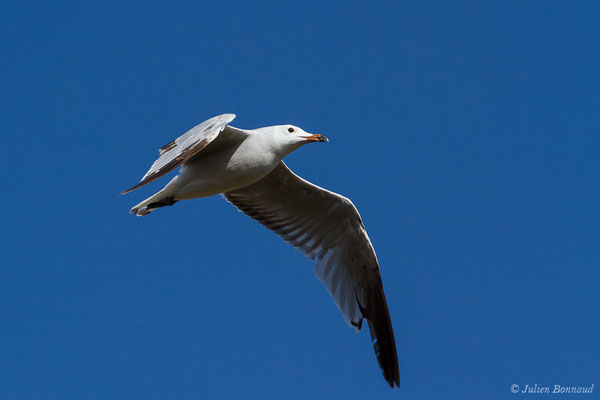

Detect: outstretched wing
[121, 113, 243, 194]
[223, 162, 400, 388]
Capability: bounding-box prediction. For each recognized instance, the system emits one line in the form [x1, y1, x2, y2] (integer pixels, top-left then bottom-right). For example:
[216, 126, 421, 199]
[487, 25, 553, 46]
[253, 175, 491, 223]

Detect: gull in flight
[121, 114, 400, 387]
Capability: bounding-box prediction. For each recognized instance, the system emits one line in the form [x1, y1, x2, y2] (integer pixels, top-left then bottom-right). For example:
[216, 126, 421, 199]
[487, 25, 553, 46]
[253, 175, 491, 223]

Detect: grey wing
[223, 162, 400, 387]
[122, 113, 244, 194]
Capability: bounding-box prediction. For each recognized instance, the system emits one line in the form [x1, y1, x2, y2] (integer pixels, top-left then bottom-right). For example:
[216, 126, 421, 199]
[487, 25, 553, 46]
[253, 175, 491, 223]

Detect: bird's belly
[174, 150, 277, 200]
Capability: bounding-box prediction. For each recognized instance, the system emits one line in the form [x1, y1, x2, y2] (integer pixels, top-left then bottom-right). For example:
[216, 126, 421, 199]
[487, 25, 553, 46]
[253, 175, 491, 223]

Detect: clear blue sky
[1, 1, 599, 399]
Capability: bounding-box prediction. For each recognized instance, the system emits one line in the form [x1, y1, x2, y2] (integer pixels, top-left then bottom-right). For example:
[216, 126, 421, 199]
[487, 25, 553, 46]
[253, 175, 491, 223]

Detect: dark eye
[288, 127, 294, 133]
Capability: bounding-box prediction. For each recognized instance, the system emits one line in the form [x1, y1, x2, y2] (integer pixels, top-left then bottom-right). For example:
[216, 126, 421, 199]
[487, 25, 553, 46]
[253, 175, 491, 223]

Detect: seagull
[121, 114, 400, 387]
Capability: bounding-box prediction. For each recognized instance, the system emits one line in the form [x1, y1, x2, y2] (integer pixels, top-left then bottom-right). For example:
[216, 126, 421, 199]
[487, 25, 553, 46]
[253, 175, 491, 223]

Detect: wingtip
[388, 371, 400, 388]
[120, 179, 149, 195]
[365, 282, 400, 389]
[382, 363, 400, 388]
[120, 186, 136, 195]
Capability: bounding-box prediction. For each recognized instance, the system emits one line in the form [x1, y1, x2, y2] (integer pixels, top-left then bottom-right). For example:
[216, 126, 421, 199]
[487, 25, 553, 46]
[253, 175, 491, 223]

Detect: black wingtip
[365, 282, 400, 388]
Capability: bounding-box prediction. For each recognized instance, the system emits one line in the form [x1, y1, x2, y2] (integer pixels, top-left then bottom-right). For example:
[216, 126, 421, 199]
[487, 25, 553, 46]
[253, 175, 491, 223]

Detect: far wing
[223, 162, 400, 388]
[122, 113, 243, 194]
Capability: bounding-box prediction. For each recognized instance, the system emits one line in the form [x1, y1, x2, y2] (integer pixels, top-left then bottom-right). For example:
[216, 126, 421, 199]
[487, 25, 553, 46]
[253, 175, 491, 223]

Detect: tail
[130, 194, 178, 216]
[124, 175, 182, 216]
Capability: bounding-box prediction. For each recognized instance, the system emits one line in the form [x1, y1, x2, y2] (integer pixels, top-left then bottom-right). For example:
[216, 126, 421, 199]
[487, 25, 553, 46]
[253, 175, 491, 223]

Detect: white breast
[174, 133, 280, 200]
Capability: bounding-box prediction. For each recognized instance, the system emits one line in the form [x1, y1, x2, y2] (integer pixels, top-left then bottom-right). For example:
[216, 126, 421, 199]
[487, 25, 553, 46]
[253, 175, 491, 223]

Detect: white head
[264, 124, 328, 157]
